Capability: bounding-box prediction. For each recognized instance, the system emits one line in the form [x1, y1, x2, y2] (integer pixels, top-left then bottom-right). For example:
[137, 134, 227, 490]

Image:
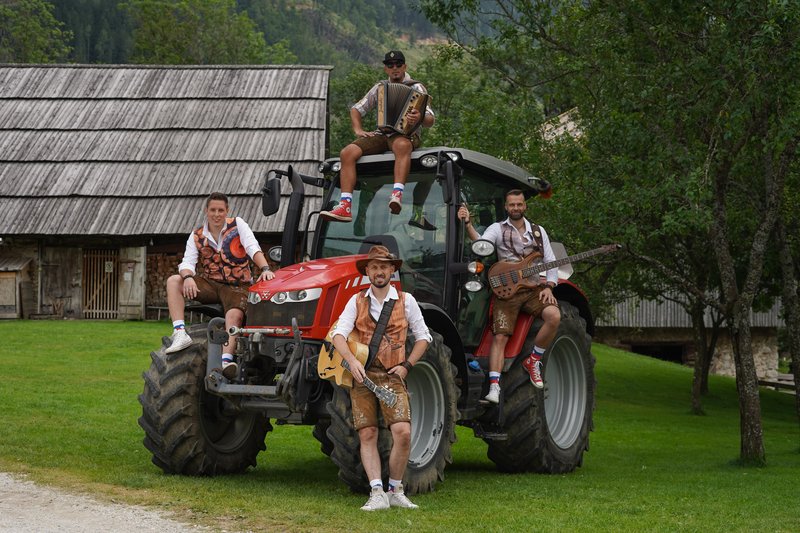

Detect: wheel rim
[406, 360, 445, 467]
[199, 390, 257, 453]
[544, 334, 587, 449]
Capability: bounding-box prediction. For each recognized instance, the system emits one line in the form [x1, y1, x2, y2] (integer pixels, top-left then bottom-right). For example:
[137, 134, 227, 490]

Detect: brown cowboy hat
[355, 245, 403, 275]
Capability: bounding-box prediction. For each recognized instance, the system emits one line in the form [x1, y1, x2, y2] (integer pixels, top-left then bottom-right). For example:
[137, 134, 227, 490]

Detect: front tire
[138, 324, 271, 475]
[325, 332, 459, 494]
[486, 301, 595, 473]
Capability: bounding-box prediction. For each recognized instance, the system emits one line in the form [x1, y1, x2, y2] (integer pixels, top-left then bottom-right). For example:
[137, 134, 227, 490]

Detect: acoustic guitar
[318, 322, 398, 408]
[488, 244, 621, 300]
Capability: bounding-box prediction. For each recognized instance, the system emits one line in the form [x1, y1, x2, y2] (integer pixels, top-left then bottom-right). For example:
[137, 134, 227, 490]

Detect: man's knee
[390, 422, 411, 446]
[544, 306, 561, 327]
[492, 334, 510, 348]
[359, 426, 379, 444]
[391, 138, 412, 156]
[341, 144, 362, 162]
[166, 274, 183, 292]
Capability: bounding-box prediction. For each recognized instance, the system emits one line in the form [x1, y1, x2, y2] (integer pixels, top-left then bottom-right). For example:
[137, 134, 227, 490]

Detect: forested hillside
[50, 0, 440, 72]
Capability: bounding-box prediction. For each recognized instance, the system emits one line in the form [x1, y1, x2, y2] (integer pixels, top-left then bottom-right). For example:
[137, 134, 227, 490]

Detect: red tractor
[139, 148, 596, 494]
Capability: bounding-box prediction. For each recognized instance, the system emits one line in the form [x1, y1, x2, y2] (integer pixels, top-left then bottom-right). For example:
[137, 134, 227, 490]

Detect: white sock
[370, 479, 383, 490]
[222, 353, 234, 364]
[172, 320, 185, 330]
[341, 192, 353, 202]
[392, 183, 405, 192]
[388, 478, 402, 491]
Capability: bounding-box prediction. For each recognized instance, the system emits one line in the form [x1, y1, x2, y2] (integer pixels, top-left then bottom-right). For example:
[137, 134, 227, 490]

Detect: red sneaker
[389, 190, 403, 214]
[320, 200, 352, 222]
[522, 355, 544, 389]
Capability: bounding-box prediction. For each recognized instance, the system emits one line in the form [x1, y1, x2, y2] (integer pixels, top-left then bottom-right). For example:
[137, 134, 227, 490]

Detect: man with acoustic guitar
[458, 190, 560, 402]
[329, 245, 432, 511]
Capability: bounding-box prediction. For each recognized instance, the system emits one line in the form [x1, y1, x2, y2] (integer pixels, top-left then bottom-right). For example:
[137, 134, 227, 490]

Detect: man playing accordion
[321, 50, 436, 227]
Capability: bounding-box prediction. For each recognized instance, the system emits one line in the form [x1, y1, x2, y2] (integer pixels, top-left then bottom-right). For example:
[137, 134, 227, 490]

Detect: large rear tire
[138, 324, 271, 475]
[486, 301, 595, 473]
[325, 332, 458, 494]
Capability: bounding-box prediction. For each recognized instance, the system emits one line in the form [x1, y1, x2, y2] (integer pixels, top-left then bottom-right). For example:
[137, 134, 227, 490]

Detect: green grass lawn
[1, 320, 798, 532]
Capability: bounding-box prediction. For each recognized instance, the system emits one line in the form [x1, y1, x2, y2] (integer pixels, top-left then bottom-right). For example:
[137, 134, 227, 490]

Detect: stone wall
[594, 326, 778, 380]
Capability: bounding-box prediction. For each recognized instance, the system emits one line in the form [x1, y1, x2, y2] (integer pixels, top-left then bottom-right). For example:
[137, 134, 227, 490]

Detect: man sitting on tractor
[164, 192, 274, 378]
[458, 190, 560, 402]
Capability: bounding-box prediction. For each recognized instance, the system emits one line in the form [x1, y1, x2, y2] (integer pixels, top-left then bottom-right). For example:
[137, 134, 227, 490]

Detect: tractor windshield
[318, 170, 447, 308]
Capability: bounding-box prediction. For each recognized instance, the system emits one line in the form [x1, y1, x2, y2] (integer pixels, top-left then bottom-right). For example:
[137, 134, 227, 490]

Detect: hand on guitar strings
[346, 355, 367, 383]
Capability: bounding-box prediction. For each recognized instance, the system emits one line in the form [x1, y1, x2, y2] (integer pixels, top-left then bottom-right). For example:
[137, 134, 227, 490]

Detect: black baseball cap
[383, 50, 405, 64]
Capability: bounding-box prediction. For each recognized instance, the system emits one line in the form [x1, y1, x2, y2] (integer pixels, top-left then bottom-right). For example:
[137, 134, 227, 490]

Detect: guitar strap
[366, 297, 397, 370]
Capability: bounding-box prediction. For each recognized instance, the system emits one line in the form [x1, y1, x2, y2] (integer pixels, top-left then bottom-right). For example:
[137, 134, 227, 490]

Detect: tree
[0, 0, 72, 62]
[122, 0, 295, 64]
[421, 0, 800, 464]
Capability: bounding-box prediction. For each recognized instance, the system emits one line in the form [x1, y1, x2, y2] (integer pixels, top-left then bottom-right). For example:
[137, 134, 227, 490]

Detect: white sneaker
[483, 383, 500, 404]
[165, 329, 192, 353]
[388, 484, 418, 509]
[360, 486, 390, 511]
[221, 359, 238, 380]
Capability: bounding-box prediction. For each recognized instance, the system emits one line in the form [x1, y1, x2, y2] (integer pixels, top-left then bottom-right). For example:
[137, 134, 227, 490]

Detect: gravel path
[0, 473, 209, 533]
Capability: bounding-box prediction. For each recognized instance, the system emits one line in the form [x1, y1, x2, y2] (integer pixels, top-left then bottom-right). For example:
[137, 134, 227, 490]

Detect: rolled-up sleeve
[330, 294, 359, 341]
[540, 226, 558, 285]
[405, 293, 433, 343]
[235, 217, 263, 259]
[177, 233, 198, 274]
[352, 84, 379, 116]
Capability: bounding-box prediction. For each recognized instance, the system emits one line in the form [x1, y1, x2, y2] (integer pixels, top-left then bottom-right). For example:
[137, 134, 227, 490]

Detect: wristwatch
[401, 361, 414, 373]
[261, 265, 271, 273]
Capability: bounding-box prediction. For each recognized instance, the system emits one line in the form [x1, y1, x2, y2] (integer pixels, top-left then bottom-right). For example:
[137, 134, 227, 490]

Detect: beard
[371, 276, 390, 288]
[508, 211, 524, 220]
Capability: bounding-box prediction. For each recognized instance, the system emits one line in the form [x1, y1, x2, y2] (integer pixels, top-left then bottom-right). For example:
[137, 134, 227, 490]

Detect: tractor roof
[324, 146, 541, 193]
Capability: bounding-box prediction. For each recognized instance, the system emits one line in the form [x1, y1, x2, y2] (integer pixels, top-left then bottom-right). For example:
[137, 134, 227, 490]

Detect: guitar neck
[522, 247, 612, 279]
[341, 358, 394, 403]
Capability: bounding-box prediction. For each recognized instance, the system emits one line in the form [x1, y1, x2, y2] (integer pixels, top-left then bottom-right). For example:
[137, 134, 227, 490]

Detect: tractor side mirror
[262, 174, 281, 216]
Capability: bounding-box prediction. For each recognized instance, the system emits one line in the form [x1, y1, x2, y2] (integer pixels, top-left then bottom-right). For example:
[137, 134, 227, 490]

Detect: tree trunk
[728, 307, 766, 464]
[776, 218, 800, 433]
[690, 303, 708, 414]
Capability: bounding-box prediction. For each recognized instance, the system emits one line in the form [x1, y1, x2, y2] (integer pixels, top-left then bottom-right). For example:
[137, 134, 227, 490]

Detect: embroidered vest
[193, 218, 253, 284]
[355, 291, 408, 369]
[500, 221, 544, 261]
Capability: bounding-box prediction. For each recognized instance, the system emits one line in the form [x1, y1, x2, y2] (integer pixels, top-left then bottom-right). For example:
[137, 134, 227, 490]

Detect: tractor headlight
[270, 288, 323, 304]
[471, 239, 495, 257]
[248, 291, 262, 304]
[420, 154, 438, 168]
[464, 279, 484, 292]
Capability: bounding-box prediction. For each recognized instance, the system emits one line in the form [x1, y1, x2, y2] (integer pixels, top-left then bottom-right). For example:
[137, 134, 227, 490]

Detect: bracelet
[182, 274, 194, 281]
[261, 265, 271, 273]
[401, 361, 414, 373]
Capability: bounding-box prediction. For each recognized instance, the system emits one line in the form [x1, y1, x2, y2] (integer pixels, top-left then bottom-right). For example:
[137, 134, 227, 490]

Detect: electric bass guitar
[488, 244, 621, 300]
[318, 323, 398, 408]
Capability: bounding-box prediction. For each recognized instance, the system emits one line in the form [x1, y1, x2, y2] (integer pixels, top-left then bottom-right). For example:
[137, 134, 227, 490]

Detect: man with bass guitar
[329, 245, 432, 511]
[458, 190, 560, 402]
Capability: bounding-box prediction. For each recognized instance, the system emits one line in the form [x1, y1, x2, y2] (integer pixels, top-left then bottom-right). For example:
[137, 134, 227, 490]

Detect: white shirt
[177, 217, 262, 274]
[331, 285, 433, 344]
[480, 218, 558, 285]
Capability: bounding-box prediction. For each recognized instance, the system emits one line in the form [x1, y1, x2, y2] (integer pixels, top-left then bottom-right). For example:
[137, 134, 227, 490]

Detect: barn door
[82, 249, 119, 319]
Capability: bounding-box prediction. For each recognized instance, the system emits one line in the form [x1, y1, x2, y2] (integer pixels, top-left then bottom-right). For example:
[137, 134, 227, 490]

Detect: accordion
[376, 81, 430, 136]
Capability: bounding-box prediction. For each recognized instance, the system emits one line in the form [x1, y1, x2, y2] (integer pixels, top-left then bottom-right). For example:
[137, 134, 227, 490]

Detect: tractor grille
[246, 300, 318, 327]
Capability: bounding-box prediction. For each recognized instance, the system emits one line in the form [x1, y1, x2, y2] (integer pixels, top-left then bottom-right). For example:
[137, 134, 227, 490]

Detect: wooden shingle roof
[0, 64, 330, 237]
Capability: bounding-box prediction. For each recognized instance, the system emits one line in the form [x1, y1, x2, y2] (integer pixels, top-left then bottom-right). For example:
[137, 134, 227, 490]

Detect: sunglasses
[385, 61, 405, 68]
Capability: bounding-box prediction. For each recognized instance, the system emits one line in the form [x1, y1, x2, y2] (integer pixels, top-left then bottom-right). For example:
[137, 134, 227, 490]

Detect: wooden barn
[0, 64, 330, 320]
